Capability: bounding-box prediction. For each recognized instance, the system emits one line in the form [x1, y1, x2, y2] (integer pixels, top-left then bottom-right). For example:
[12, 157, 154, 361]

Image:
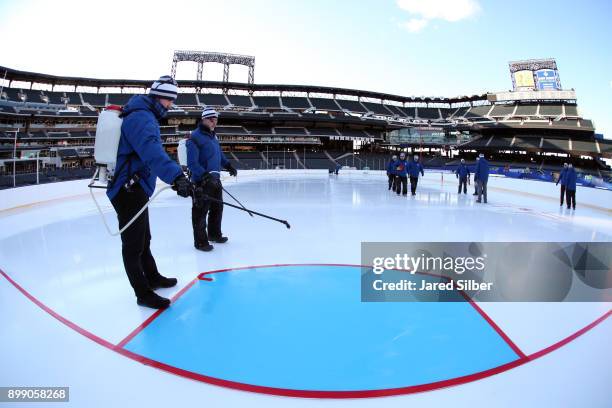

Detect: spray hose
[89, 169, 291, 236]
[88, 168, 172, 236]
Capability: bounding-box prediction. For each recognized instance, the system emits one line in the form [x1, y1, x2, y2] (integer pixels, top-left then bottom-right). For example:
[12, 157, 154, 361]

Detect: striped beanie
[149, 75, 178, 100]
[201, 107, 219, 119]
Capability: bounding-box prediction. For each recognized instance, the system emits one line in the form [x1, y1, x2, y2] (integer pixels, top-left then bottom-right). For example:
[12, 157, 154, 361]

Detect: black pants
[396, 176, 407, 195]
[192, 181, 224, 246]
[477, 180, 488, 203]
[410, 176, 419, 195]
[559, 185, 566, 205]
[111, 184, 161, 298]
[566, 189, 576, 209]
[458, 177, 468, 194]
[388, 174, 395, 190]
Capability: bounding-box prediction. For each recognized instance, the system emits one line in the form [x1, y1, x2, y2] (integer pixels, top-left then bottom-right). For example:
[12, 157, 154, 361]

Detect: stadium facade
[0, 64, 610, 188]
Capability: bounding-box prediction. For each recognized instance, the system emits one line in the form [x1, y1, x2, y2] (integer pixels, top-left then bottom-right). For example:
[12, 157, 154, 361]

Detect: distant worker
[107, 75, 192, 309]
[564, 163, 577, 210]
[395, 152, 408, 196]
[335, 163, 342, 175]
[556, 163, 568, 206]
[455, 158, 471, 194]
[408, 154, 424, 196]
[473, 156, 480, 196]
[475, 153, 489, 203]
[187, 107, 238, 252]
[386, 154, 398, 191]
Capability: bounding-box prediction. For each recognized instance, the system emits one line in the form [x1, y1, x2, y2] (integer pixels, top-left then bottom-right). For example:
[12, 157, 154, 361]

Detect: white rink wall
[0, 169, 610, 212]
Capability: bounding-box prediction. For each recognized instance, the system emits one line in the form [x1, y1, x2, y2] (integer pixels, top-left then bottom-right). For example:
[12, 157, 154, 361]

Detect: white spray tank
[94, 105, 123, 184]
[178, 138, 188, 168]
[88, 103, 174, 237]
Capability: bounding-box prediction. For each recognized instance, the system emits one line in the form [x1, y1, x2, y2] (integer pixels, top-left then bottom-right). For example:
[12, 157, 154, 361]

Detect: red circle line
[0, 265, 609, 399]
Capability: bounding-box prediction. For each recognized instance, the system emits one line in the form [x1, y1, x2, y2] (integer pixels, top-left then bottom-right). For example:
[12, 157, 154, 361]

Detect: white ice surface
[0, 170, 610, 407]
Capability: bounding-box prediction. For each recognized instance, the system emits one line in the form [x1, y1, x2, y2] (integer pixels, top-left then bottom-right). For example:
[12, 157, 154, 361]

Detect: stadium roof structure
[0, 65, 486, 105]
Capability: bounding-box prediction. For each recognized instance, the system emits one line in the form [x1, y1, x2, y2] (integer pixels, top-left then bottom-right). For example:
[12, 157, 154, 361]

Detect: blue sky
[0, 0, 610, 137]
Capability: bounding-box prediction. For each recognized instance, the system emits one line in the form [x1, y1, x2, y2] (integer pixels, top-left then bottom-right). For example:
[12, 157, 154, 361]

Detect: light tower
[170, 50, 255, 92]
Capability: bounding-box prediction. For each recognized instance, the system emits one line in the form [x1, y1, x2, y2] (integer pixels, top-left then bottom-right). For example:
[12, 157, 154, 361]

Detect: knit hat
[149, 75, 178, 100]
[201, 107, 219, 119]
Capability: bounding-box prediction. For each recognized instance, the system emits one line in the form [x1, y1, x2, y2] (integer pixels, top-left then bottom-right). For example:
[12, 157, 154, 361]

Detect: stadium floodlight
[170, 50, 255, 90]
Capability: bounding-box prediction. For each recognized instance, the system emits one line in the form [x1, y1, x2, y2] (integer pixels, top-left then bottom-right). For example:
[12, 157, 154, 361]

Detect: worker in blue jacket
[475, 153, 489, 203]
[395, 152, 408, 196]
[386, 154, 398, 191]
[563, 163, 577, 210]
[187, 107, 237, 252]
[408, 155, 424, 196]
[455, 158, 471, 194]
[473, 156, 480, 195]
[108, 75, 192, 309]
[556, 163, 568, 206]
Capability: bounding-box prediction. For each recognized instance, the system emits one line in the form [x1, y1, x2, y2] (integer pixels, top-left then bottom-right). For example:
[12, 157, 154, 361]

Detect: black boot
[195, 243, 214, 252]
[137, 290, 170, 309]
[149, 275, 178, 290]
[211, 236, 228, 243]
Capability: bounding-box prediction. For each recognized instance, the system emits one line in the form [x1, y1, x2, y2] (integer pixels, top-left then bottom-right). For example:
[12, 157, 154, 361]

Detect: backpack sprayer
[88, 105, 172, 236]
[89, 110, 289, 236]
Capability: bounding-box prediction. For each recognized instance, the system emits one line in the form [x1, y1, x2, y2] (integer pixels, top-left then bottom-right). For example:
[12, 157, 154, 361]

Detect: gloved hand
[225, 163, 237, 177]
[172, 174, 191, 198]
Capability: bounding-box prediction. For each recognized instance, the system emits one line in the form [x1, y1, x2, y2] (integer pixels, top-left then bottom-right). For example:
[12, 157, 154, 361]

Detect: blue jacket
[557, 167, 567, 186]
[186, 124, 230, 183]
[394, 159, 408, 176]
[563, 167, 577, 190]
[455, 163, 470, 179]
[408, 160, 424, 178]
[107, 95, 182, 200]
[475, 158, 489, 183]
[387, 159, 397, 175]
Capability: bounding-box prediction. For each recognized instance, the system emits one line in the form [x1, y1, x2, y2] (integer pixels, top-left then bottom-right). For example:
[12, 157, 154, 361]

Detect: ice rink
[1, 170, 610, 407]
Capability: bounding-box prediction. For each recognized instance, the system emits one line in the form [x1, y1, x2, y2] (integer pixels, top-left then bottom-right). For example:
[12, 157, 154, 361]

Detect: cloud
[402, 18, 429, 33]
[397, 0, 481, 32]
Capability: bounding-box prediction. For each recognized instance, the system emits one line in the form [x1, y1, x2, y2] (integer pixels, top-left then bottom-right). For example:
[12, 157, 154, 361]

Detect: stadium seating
[309, 98, 342, 111]
[280, 97, 311, 109]
[252, 96, 281, 109]
[226, 95, 252, 108]
[489, 104, 515, 117]
[564, 104, 579, 116]
[541, 138, 569, 151]
[417, 107, 442, 119]
[82, 93, 106, 106]
[200, 93, 229, 107]
[464, 105, 492, 118]
[216, 126, 249, 134]
[362, 102, 394, 116]
[64, 92, 82, 105]
[336, 99, 367, 113]
[538, 104, 563, 117]
[451, 106, 470, 118]
[274, 127, 308, 135]
[107, 93, 134, 105]
[514, 104, 538, 116]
